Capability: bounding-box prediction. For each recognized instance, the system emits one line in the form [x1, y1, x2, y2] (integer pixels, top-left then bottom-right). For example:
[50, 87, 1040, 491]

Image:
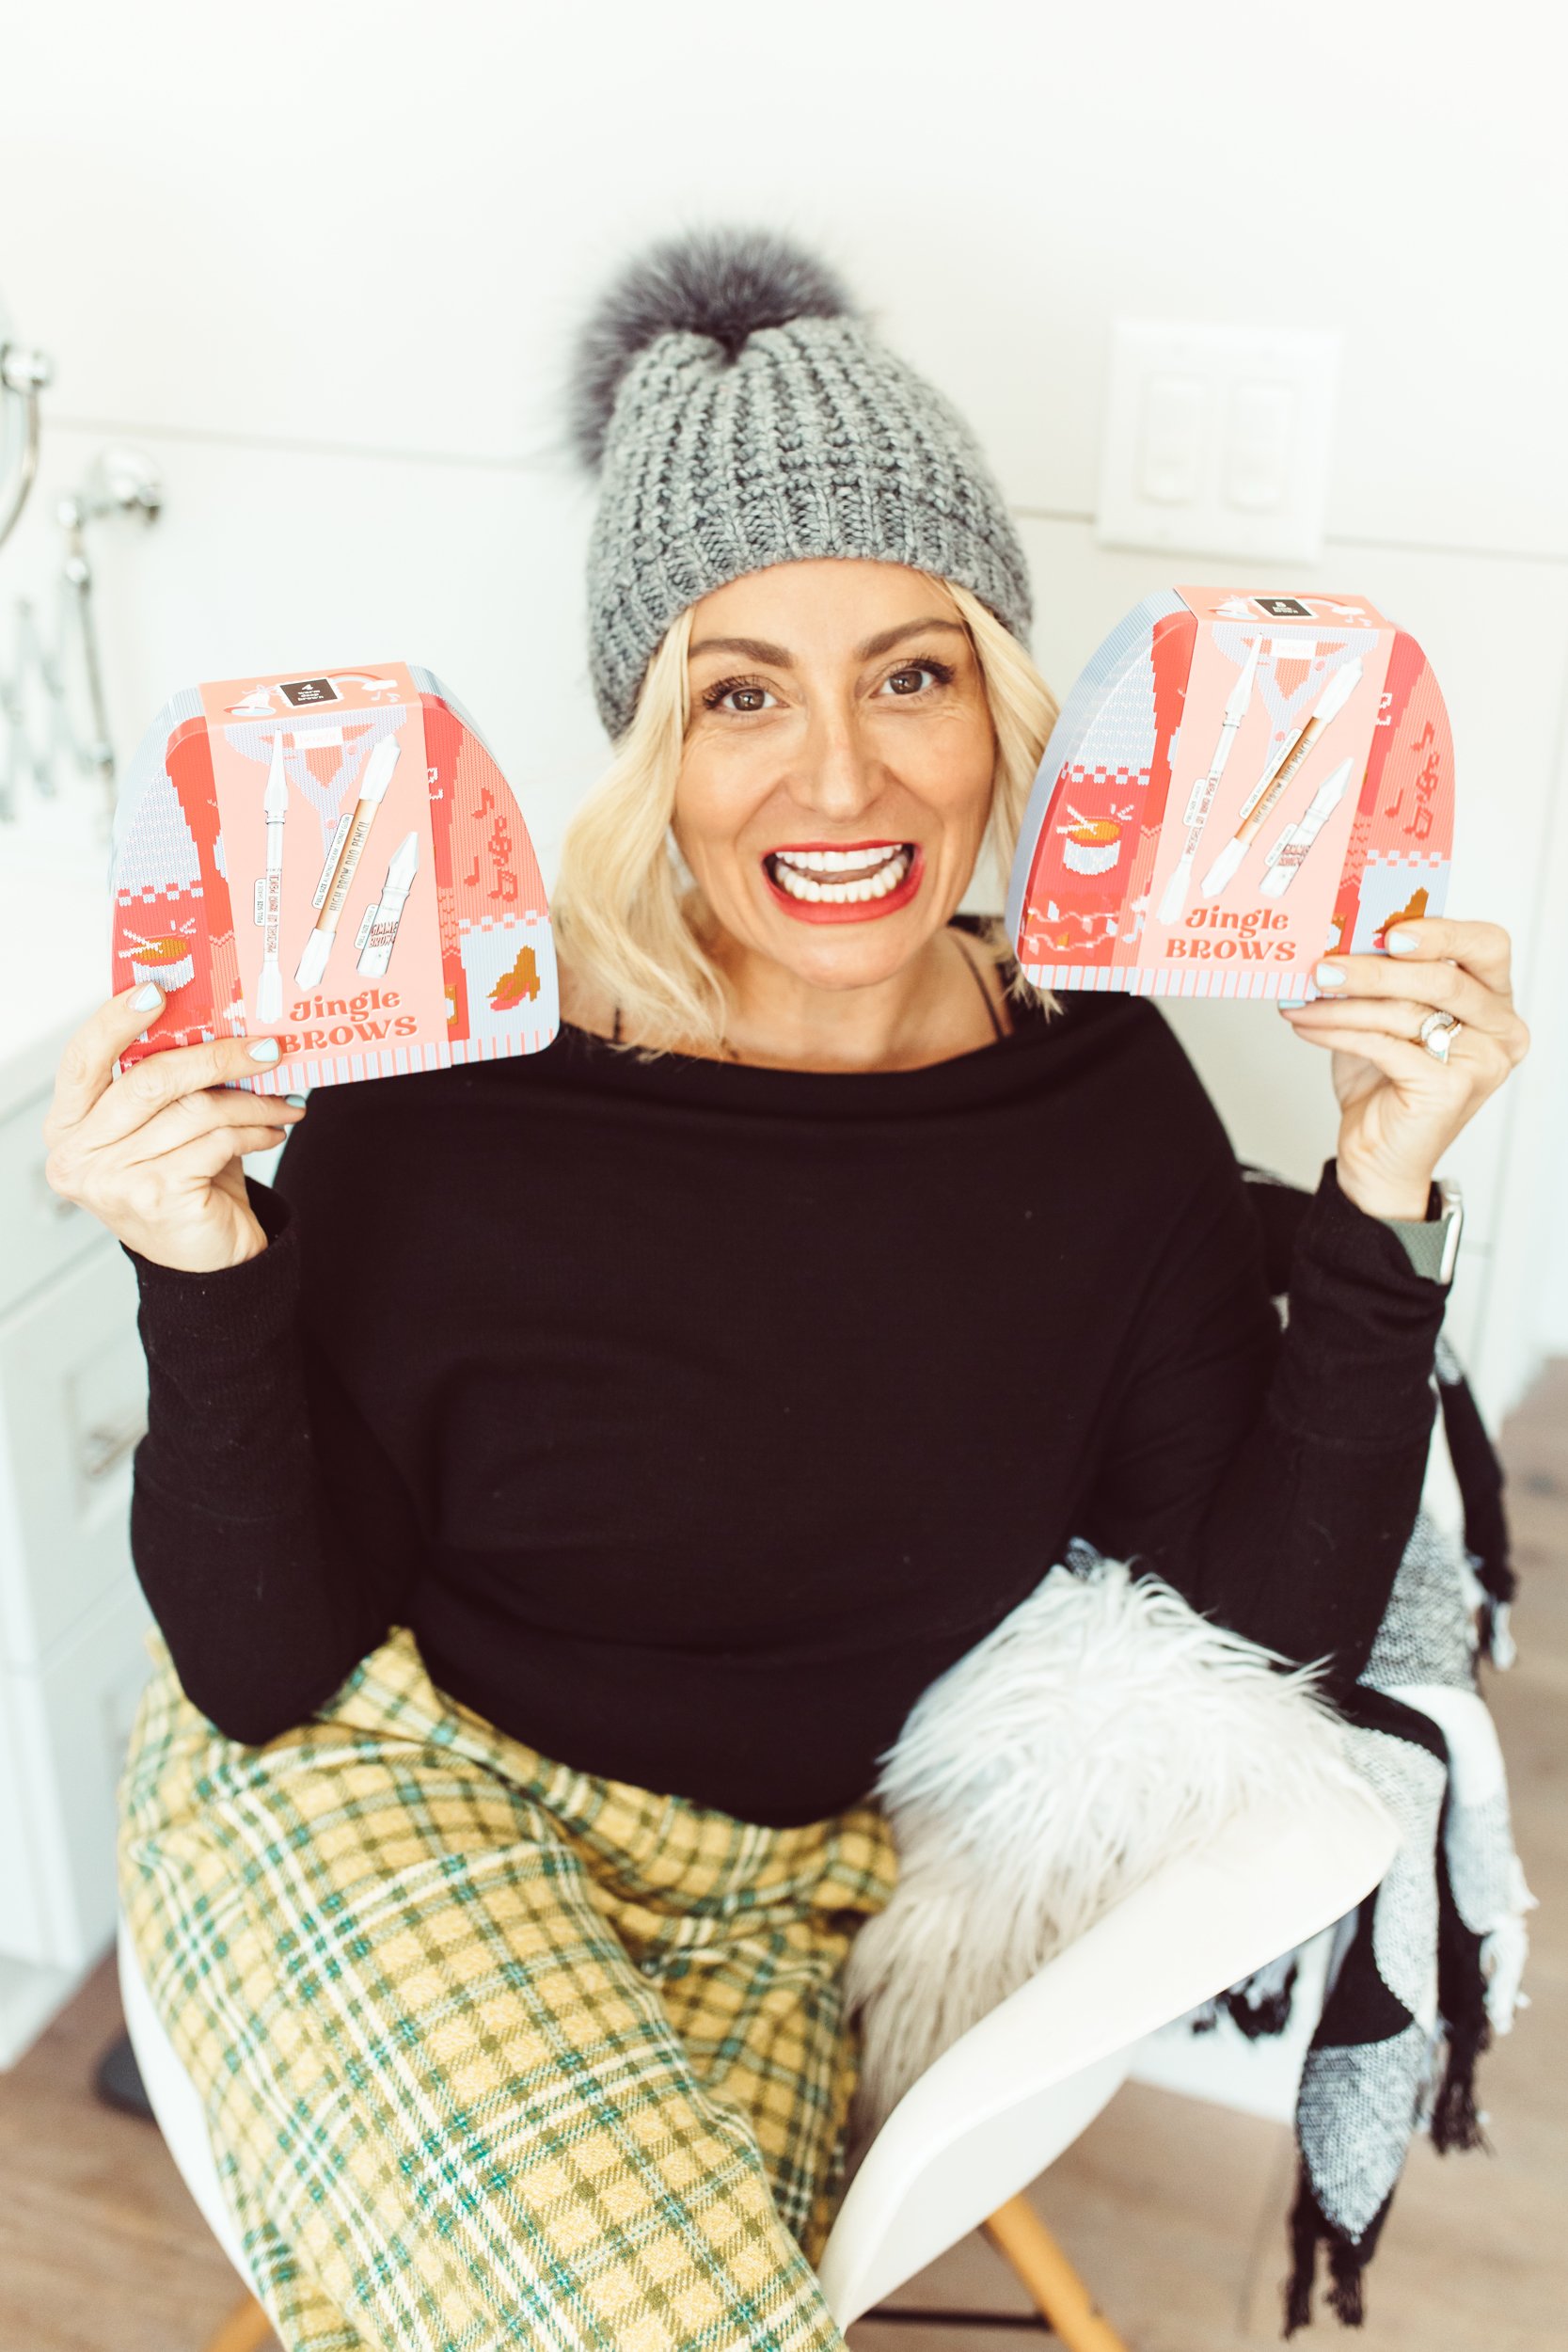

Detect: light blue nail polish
[132, 982, 162, 1011]
[1386, 930, 1419, 955]
[1278, 999, 1307, 1009]
[248, 1038, 281, 1063]
[1314, 962, 1346, 988]
[284, 1092, 309, 1108]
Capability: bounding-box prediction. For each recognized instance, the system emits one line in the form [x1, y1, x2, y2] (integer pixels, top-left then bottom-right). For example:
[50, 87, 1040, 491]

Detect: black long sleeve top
[124, 936, 1452, 1824]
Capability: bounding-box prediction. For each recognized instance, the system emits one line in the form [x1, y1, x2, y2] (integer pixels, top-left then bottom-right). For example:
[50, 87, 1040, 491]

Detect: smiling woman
[681, 578, 990, 971]
[71, 221, 1527, 2352]
[693, 602, 968, 920]
[551, 556, 1060, 1066]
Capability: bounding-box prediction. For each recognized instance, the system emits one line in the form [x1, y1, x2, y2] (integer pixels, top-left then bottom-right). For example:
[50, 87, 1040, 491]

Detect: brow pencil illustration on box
[1156, 631, 1263, 926]
[293, 732, 401, 989]
[1257, 755, 1355, 898]
[254, 732, 289, 1022]
[1199, 656, 1362, 899]
[354, 829, 420, 977]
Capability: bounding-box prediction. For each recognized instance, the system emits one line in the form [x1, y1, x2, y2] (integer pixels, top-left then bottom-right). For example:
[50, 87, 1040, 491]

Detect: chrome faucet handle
[0, 339, 54, 551]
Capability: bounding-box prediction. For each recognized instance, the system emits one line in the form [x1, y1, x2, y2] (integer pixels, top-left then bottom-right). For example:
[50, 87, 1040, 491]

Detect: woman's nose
[789, 703, 879, 818]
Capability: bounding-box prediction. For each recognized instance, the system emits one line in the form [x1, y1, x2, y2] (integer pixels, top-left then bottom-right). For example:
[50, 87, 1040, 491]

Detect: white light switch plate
[1096, 320, 1341, 564]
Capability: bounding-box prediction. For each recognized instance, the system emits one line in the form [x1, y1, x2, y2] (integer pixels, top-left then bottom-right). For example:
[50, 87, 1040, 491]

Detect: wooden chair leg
[200, 2292, 275, 2352]
[982, 2193, 1131, 2352]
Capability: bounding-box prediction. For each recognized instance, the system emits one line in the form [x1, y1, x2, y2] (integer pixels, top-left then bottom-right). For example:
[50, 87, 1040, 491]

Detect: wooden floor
[3, 1361, 1562, 2352]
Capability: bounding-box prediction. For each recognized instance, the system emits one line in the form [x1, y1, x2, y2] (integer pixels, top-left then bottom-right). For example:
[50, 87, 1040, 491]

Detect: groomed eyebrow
[688, 617, 968, 666]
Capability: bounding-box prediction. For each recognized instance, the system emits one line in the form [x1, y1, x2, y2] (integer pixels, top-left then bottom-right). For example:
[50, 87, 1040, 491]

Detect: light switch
[1096, 320, 1340, 562]
[1139, 373, 1206, 504]
[1227, 379, 1294, 511]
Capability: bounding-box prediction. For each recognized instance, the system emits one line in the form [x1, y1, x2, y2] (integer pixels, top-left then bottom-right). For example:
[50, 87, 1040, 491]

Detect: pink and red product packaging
[1005, 587, 1454, 999]
[108, 662, 558, 1091]
[107, 597, 1456, 1096]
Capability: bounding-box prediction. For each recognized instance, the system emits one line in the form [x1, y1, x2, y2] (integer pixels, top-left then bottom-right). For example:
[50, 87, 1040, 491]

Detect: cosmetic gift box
[1004, 587, 1453, 1000]
[109, 661, 558, 1090]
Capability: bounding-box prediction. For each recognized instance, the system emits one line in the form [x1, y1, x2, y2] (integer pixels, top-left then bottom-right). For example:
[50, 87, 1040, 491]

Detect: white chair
[119, 1772, 1396, 2352]
[117, 1914, 264, 2350]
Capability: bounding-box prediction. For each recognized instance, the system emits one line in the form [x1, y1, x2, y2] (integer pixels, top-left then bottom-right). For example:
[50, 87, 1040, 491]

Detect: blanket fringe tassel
[1284, 2008, 1494, 2334]
[1283, 2166, 1383, 2335]
[1428, 2011, 1493, 2156]
[1224, 1958, 1299, 2040]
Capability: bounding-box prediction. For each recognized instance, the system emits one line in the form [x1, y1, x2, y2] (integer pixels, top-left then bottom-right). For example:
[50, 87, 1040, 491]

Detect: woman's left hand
[1277, 915, 1530, 1219]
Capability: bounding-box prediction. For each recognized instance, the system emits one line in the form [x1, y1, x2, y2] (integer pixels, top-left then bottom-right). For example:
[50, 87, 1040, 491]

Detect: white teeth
[769, 849, 912, 904]
[771, 844, 907, 877]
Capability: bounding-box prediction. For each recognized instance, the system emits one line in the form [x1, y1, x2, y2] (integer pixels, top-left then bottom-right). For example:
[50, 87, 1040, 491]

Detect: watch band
[1378, 1176, 1465, 1283]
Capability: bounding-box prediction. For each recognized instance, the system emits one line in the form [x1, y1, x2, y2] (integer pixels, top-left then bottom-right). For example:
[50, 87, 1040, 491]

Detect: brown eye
[701, 677, 777, 714]
[885, 660, 954, 696]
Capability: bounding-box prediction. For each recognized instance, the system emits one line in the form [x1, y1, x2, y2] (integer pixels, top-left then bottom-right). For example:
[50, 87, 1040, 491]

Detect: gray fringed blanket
[842, 1163, 1532, 2333]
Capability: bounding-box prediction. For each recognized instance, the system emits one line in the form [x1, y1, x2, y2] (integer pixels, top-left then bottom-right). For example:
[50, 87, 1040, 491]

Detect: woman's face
[673, 559, 997, 993]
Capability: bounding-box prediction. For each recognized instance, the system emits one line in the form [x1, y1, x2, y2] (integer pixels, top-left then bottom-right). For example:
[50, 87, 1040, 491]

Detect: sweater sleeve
[125, 1177, 422, 1743]
[1076, 1148, 1450, 1692]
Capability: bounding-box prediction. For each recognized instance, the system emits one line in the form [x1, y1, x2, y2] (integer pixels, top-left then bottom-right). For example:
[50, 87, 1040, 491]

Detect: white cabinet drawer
[0, 1242, 147, 1667]
[0, 1576, 154, 1971]
[0, 1083, 102, 1321]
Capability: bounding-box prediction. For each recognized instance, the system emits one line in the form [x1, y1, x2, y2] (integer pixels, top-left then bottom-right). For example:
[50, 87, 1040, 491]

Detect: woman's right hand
[42, 985, 307, 1273]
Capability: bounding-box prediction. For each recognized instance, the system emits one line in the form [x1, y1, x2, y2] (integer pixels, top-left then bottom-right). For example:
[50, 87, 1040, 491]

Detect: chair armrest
[819, 1771, 1397, 2326]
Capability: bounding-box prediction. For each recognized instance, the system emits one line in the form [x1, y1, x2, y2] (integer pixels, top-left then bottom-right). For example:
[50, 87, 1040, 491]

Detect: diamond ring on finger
[1418, 1009, 1462, 1063]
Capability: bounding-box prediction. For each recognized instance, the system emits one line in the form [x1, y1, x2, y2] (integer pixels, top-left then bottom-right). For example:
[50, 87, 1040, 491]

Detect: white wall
[3, 0, 1565, 1421]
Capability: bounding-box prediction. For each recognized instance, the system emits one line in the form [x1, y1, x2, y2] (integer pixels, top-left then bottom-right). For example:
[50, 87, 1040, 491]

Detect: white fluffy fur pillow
[840, 1550, 1353, 2147]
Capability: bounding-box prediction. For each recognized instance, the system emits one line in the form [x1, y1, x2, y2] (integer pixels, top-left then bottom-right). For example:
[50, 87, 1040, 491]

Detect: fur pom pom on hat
[568, 223, 1034, 739]
[567, 227, 858, 473]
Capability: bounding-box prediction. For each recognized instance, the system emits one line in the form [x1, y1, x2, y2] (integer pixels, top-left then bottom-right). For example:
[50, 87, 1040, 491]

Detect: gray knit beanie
[567, 225, 1034, 741]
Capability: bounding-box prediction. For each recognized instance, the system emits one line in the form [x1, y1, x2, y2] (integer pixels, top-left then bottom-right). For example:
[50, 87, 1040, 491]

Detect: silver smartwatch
[1379, 1175, 1464, 1284]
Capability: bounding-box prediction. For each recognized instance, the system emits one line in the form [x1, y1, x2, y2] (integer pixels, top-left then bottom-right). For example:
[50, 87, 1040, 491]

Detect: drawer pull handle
[81, 1416, 147, 1484]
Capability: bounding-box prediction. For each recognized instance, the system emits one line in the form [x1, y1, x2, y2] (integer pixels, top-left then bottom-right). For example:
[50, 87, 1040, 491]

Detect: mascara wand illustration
[293, 733, 402, 991]
[1157, 632, 1263, 927]
[255, 732, 289, 1023]
[1199, 657, 1362, 899]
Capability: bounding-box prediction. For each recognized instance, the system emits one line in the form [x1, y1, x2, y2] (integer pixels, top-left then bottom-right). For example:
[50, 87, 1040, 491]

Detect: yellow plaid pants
[119, 1625, 900, 2352]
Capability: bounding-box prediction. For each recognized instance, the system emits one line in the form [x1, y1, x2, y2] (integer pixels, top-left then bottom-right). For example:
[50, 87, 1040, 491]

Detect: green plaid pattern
[119, 1626, 899, 2352]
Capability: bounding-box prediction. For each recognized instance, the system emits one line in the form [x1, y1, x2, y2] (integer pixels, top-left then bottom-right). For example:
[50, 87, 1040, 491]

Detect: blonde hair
[551, 570, 1061, 1057]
